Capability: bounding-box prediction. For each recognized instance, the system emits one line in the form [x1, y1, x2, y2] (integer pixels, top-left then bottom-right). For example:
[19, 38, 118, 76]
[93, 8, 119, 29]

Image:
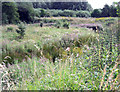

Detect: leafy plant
[40, 21, 43, 27]
[63, 22, 69, 29]
[54, 20, 62, 28]
[16, 22, 26, 39]
[7, 27, 13, 32]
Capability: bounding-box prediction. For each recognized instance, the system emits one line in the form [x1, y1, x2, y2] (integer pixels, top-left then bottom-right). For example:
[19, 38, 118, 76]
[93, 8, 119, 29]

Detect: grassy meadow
[0, 17, 120, 90]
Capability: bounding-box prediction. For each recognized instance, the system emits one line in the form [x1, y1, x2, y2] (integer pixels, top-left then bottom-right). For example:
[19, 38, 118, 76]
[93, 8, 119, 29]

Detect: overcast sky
[87, 0, 120, 9]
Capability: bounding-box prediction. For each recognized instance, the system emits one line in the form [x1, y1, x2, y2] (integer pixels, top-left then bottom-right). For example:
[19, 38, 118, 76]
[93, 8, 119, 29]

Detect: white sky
[87, 0, 120, 9]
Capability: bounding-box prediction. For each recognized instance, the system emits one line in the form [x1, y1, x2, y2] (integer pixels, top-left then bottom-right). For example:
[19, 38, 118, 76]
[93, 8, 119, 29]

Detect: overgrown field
[0, 17, 120, 90]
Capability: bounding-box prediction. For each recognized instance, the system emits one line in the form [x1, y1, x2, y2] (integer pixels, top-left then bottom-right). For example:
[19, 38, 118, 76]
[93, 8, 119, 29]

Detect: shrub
[16, 22, 26, 39]
[40, 21, 43, 27]
[62, 10, 76, 17]
[104, 21, 114, 26]
[54, 20, 62, 28]
[63, 22, 69, 29]
[7, 27, 13, 32]
[76, 11, 91, 17]
[40, 9, 46, 17]
[91, 9, 102, 18]
[42, 19, 56, 23]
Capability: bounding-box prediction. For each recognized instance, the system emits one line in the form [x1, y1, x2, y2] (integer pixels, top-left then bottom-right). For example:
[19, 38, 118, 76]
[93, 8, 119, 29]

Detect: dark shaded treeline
[91, 4, 118, 17]
[32, 2, 93, 11]
[2, 2, 118, 24]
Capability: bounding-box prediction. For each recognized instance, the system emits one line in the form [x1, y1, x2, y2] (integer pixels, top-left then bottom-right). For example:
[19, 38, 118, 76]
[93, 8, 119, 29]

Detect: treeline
[2, 2, 35, 24]
[35, 9, 91, 17]
[2, 2, 118, 24]
[32, 2, 93, 11]
[91, 4, 118, 17]
[2, 2, 92, 24]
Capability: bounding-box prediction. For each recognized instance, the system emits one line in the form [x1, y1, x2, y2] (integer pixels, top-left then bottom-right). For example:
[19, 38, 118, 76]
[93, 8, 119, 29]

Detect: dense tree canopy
[101, 4, 111, 17]
[91, 4, 118, 18]
[2, 2, 19, 24]
[91, 9, 102, 17]
[2, 2, 119, 24]
[16, 2, 35, 23]
[32, 2, 93, 11]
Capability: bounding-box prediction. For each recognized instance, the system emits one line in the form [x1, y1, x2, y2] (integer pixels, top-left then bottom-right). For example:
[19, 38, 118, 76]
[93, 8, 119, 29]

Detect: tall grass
[1, 25, 96, 64]
[1, 54, 119, 90]
[1, 17, 119, 90]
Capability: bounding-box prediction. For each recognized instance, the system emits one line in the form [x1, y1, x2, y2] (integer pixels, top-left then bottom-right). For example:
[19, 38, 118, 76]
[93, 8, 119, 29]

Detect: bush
[63, 22, 69, 29]
[91, 9, 102, 18]
[48, 9, 60, 17]
[40, 21, 43, 27]
[7, 27, 13, 32]
[62, 10, 76, 17]
[42, 19, 56, 23]
[76, 11, 91, 17]
[16, 22, 26, 39]
[40, 9, 46, 17]
[54, 20, 62, 28]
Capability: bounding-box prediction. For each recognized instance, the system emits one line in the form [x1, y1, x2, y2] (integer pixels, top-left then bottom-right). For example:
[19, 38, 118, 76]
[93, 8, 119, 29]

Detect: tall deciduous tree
[101, 4, 110, 17]
[91, 9, 102, 17]
[110, 5, 118, 17]
[17, 2, 35, 23]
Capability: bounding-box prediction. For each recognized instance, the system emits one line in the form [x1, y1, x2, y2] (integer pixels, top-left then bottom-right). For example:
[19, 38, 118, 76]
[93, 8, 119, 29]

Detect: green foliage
[32, 2, 93, 11]
[2, 13, 8, 24]
[7, 27, 13, 32]
[2, 2, 20, 24]
[40, 21, 43, 27]
[54, 20, 62, 28]
[109, 5, 118, 17]
[42, 30, 96, 62]
[2, 55, 119, 90]
[114, 2, 120, 17]
[34, 8, 91, 18]
[63, 22, 69, 29]
[91, 4, 118, 18]
[76, 11, 91, 17]
[101, 4, 111, 17]
[40, 9, 46, 17]
[16, 22, 26, 39]
[101, 4, 118, 17]
[17, 2, 35, 23]
[1, 17, 119, 90]
[91, 9, 102, 18]
[60, 10, 76, 17]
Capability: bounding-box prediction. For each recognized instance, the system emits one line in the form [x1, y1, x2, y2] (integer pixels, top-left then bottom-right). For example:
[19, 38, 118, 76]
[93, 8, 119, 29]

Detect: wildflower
[71, 74, 75, 76]
[76, 53, 79, 57]
[34, 44, 40, 51]
[84, 45, 90, 50]
[17, 64, 20, 70]
[0, 64, 3, 68]
[74, 81, 78, 84]
[66, 47, 70, 51]
[4, 56, 11, 59]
